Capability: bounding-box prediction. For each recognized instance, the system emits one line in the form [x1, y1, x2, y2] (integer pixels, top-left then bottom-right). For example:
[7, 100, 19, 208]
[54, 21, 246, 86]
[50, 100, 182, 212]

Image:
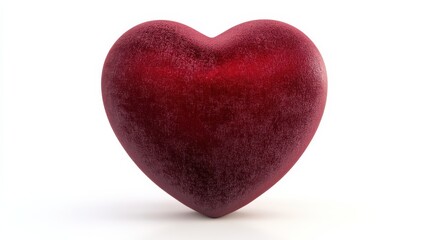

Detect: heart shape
[102, 20, 327, 218]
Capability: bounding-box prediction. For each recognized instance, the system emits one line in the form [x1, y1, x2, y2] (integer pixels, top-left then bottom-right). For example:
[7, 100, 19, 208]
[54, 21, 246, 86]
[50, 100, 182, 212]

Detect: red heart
[102, 20, 327, 218]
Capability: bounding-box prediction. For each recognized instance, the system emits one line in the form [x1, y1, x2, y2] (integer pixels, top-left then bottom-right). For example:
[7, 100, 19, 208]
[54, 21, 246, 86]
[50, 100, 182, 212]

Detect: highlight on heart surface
[102, 20, 327, 218]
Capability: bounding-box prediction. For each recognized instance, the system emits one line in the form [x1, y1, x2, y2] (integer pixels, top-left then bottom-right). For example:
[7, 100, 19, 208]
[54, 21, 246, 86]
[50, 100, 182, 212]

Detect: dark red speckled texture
[102, 20, 327, 218]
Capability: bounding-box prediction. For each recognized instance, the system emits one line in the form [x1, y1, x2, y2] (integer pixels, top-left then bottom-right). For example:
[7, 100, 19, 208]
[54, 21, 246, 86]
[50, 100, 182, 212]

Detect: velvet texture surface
[102, 20, 327, 217]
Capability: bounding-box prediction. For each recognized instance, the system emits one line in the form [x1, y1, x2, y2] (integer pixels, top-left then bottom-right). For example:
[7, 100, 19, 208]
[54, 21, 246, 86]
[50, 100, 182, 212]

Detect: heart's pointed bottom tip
[199, 211, 229, 219]
[194, 207, 238, 218]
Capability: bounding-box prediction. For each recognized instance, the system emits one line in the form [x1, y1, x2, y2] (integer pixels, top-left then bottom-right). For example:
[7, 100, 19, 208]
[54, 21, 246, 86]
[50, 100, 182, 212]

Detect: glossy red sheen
[102, 20, 327, 218]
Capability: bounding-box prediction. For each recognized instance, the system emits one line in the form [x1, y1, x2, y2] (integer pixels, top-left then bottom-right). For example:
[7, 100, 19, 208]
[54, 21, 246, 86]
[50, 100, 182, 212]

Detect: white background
[1, 0, 429, 239]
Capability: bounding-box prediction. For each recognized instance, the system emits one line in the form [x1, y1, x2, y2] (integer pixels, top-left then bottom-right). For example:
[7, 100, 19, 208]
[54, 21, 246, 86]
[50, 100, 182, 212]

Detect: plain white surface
[1, 0, 429, 239]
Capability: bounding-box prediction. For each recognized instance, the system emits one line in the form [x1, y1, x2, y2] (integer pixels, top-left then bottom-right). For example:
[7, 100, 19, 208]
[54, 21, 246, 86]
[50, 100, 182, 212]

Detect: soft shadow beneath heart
[68, 196, 362, 240]
[109, 199, 288, 239]
[83, 198, 287, 222]
[71, 198, 290, 239]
